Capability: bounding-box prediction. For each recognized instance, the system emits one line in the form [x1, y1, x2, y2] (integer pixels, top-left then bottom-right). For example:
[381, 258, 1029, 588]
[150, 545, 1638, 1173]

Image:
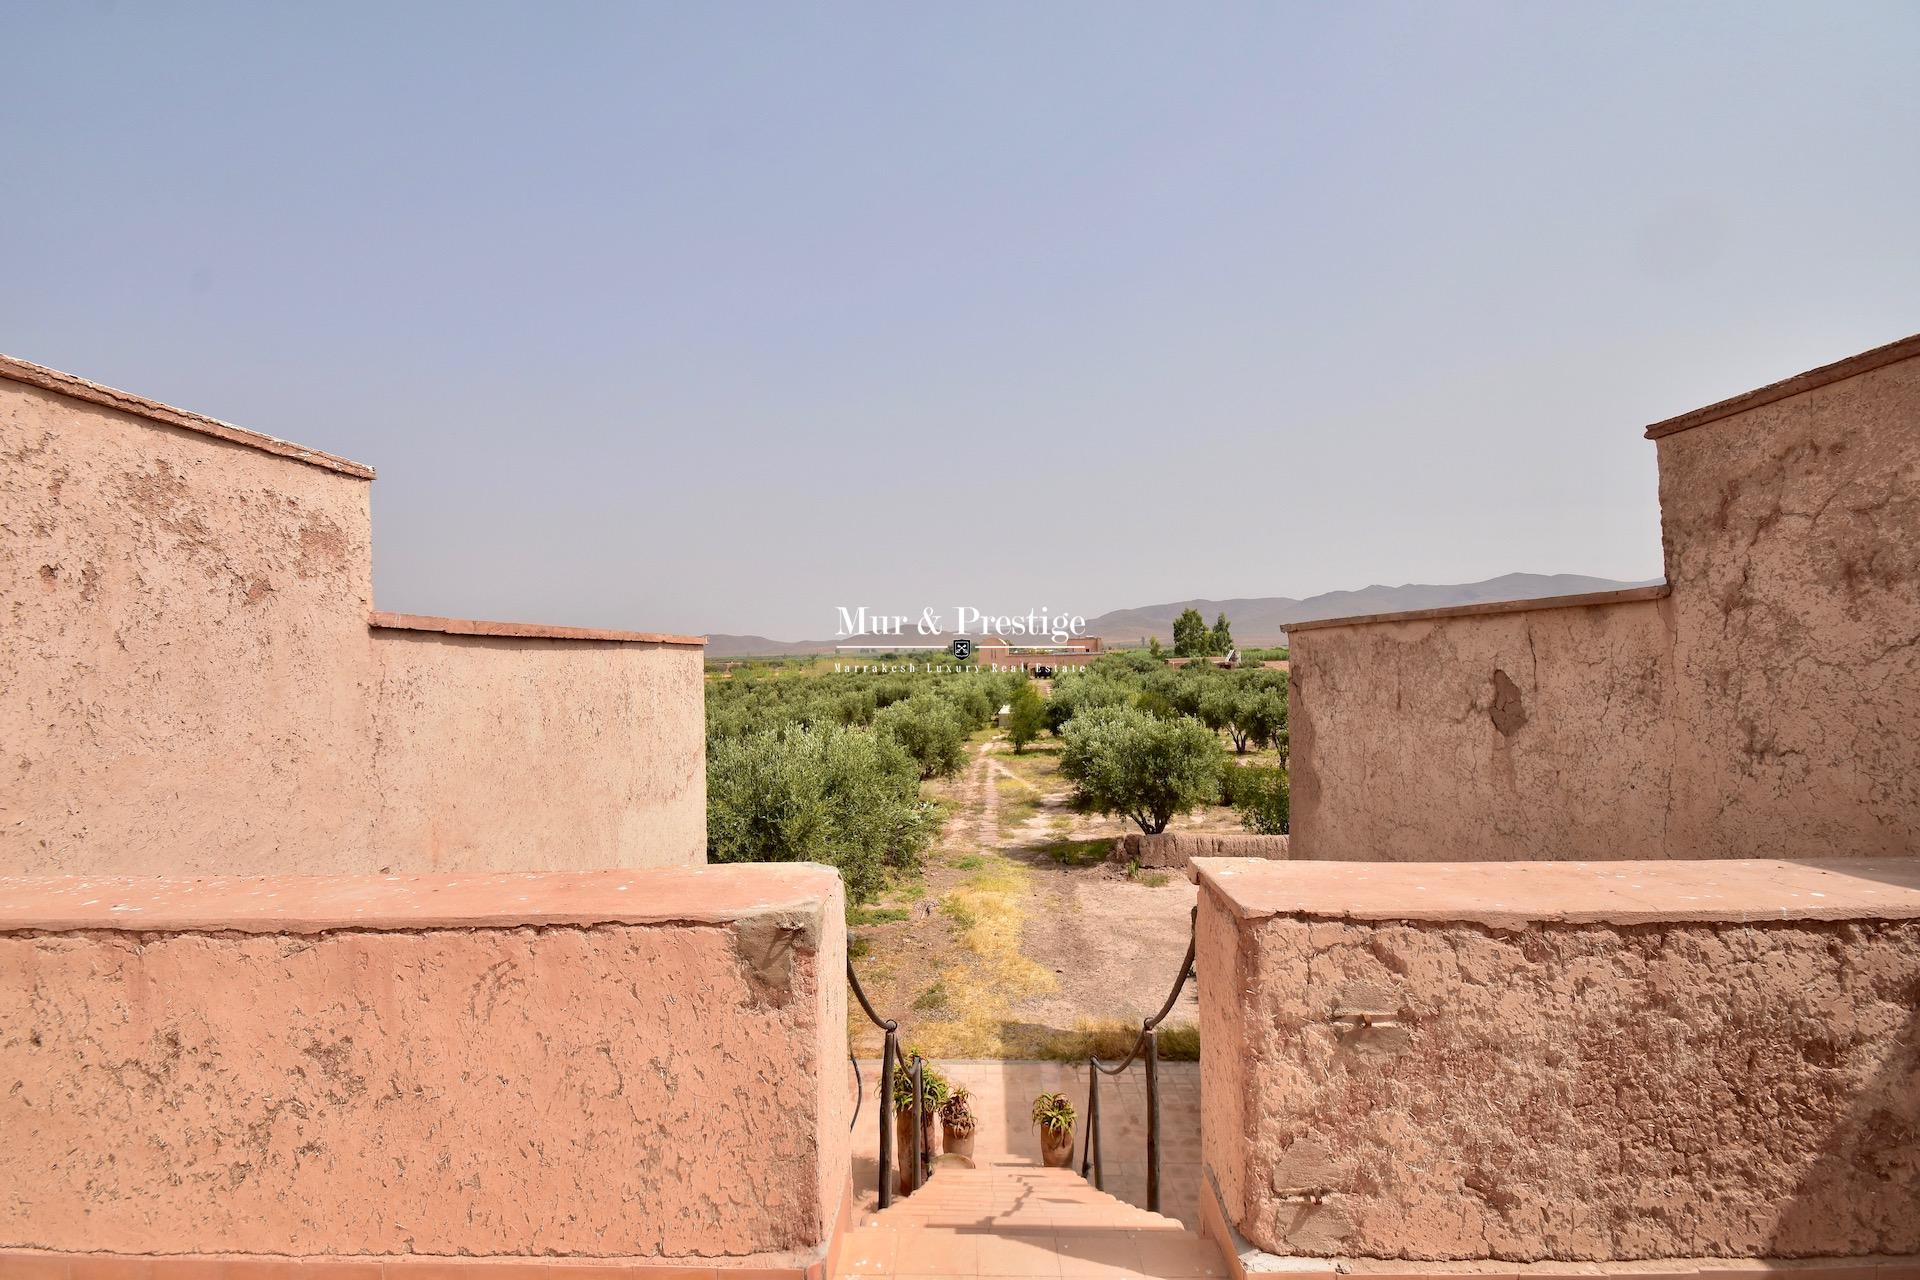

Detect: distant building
[972, 634, 1104, 672]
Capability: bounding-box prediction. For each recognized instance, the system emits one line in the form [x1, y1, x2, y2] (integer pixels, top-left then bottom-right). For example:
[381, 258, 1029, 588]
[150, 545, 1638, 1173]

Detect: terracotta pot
[1039, 1123, 1075, 1169]
[942, 1126, 976, 1159]
[895, 1109, 937, 1194]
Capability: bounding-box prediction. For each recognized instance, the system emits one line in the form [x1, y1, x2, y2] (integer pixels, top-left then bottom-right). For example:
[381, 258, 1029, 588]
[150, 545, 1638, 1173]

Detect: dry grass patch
[994, 773, 1041, 835]
[901, 851, 1061, 1056]
[1035, 837, 1113, 867]
[994, 740, 1065, 785]
[1036, 1018, 1201, 1063]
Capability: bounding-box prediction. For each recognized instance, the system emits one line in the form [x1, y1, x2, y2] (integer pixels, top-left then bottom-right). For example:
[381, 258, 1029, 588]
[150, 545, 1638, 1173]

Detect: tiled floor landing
[832, 1157, 1224, 1279]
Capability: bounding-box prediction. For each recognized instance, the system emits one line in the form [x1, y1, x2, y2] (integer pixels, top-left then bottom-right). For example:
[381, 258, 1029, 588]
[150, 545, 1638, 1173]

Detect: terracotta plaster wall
[1656, 355, 1920, 858]
[2, 364, 709, 876]
[370, 629, 705, 870]
[1288, 342, 1920, 863]
[0, 865, 848, 1263]
[1, 378, 378, 875]
[1114, 831, 1291, 870]
[1197, 861, 1920, 1264]
[1288, 595, 1676, 861]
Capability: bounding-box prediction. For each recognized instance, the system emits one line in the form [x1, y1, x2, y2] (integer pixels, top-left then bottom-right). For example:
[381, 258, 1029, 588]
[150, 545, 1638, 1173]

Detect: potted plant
[1032, 1090, 1077, 1168]
[939, 1086, 977, 1159]
[890, 1056, 950, 1193]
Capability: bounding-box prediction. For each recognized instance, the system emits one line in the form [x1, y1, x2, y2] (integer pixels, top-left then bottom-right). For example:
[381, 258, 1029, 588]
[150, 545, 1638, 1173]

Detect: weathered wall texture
[1198, 858, 1920, 1264]
[1657, 354, 1920, 858]
[0, 865, 847, 1265]
[1, 360, 707, 875]
[1289, 592, 1675, 861]
[1114, 831, 1292, 870]
[1289, 336, 1920, 861]
[1, 376, 378, 874]
[370, 626, 704, 871]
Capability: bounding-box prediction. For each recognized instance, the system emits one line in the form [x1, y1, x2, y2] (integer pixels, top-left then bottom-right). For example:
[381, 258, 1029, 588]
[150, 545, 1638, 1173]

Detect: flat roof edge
[371, 610, 706, 647]
[0, 864, 835, 935]
[1283, 584, 1670, 634]
[1194, 857, 1920, 929]
[0, 353, 376, 479]
[1644, 332, 1920, 440]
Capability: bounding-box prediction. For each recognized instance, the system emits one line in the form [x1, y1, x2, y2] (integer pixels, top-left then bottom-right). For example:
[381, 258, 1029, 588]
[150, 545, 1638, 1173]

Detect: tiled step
[835, 1158, 1224, 1278]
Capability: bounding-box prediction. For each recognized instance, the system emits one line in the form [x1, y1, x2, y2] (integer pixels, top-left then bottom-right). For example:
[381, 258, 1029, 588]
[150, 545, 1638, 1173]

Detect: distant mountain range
[703, 573, 1662, 658]
[1082, 573, 1663, 647]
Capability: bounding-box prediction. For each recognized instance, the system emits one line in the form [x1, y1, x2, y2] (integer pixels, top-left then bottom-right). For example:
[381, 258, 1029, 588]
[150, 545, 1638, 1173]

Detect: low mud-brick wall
[1113, 831, 1291, 870]
[1195, 856, 1920, 1277]
[0, 864, 850, 1276]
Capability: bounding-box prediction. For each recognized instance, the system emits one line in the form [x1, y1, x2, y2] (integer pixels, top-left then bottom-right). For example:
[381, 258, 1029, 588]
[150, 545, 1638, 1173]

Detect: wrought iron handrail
[1079, 905, 1196, 1214]
[848, 954, 931, 1207]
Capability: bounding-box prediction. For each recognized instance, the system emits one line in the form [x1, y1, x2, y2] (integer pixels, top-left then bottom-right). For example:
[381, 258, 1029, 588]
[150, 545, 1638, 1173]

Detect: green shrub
[1044, 674, 1133, 735]
[1092, 649, 1162, 676]
[1236, 689, 1287, 753]
[1134, 689, 1178, 720]
[1007, 680, 1047, 753]
[706, 723, 933, 903]
[875, 694, 970, 779]
[1059, 706, 1223, 835]
[1232, 766, 1291, 835]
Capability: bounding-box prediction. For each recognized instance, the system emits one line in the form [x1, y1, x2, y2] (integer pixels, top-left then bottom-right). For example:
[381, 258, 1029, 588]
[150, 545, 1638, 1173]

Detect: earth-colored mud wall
[2, 360, 708, 875]
[1, 374, 378, 874]
[369, 624, 705, 871]
[0, 865, 848, 1267]
[1288, 591, 1675, 861]
[1288, 337, 1919, 862]
[1197, 858, 1920, 1264]
[1656, 353, 1920, 858]
[1113, 831, 1292, 869]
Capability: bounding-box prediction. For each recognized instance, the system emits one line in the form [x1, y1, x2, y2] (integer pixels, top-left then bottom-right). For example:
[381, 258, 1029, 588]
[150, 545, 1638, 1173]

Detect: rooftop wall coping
[1194, 857, 1920, 930]
[1644, 331, 1920, 440]
[0, 864, 836, 935]
[370, 610, 707, 647]
[0, 352, 376, 479]
[1281, 584, 1671, 634]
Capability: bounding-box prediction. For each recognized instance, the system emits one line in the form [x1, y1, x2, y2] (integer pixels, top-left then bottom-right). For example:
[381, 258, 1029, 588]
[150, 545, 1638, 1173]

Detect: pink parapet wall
[0, 354, 707, 876]
[1195, 856, 1920, 1267]
[368, 614, 705, 873]
[0, 863, 850, 1271]
[1287, 586, 1676, 862]
[1287, 333, 1920, 862]
[1653, 342, 1920, 859]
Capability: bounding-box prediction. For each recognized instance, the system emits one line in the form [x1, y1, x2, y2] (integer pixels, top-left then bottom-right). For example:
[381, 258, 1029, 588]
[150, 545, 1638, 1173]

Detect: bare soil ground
[848, 731, 1221, 1059]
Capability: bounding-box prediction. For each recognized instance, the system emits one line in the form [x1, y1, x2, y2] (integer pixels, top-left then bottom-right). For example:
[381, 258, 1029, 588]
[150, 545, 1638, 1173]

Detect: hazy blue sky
[4, 2, 1916, 638]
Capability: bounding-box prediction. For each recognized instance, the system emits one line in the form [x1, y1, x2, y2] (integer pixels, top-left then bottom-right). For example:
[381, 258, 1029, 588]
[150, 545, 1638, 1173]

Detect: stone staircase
[833, 1156, 1226, 1278]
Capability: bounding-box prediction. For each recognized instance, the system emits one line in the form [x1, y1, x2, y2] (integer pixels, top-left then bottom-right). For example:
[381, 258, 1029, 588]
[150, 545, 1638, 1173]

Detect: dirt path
[849, 732, 1198, 1059]
[973, 740, 999, 848]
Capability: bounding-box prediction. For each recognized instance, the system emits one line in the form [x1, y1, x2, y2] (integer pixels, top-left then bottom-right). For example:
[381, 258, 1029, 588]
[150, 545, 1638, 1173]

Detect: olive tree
[1006, 680, 1047, 753]
[1232, 765, 1290, 835]
[1237, 688, 1288, 753]
[1059, 705, 1223, 835]
[1198, 683, 1240, 743]
[1044, 674, 1133, 735]
[707, 724, 933, 902]
[875, 694, 970, 779]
